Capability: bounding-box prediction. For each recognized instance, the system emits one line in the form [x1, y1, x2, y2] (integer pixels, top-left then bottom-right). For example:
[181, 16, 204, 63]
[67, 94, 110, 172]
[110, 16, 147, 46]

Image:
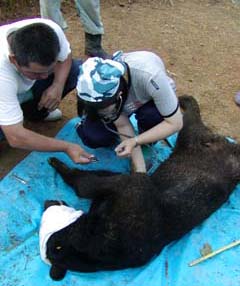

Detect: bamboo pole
[189, 239, 240, 267]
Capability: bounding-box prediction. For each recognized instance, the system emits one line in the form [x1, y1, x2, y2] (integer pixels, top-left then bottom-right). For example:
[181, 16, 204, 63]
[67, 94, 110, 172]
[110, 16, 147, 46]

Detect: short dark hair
[10, 23, 60, 67]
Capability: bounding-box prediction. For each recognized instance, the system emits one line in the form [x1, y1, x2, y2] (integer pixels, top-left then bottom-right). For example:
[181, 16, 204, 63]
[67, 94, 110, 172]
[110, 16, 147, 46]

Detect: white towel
[39, 205, 84, 264]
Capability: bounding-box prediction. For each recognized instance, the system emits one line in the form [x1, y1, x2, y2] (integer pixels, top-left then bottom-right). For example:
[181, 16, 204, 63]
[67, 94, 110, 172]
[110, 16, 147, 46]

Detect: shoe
[85, 33, 111, 59]
[44, 109, 62, 122]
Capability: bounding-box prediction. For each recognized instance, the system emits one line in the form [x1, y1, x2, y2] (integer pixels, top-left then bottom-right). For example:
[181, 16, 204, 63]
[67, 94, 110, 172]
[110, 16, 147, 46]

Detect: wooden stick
[188, 239, 240, 267]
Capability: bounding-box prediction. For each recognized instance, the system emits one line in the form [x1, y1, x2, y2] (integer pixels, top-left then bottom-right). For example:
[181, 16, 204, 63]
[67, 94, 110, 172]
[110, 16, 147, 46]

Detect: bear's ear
[50, 264, 67, 281]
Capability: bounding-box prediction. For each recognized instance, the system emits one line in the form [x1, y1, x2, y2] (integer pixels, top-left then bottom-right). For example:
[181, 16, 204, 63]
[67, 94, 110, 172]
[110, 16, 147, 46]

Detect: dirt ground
[0, 0, 240, 179]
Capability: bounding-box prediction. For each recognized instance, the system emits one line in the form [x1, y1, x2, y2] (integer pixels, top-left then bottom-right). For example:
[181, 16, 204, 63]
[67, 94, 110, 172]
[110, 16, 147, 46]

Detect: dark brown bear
[45, 95, 240, 280]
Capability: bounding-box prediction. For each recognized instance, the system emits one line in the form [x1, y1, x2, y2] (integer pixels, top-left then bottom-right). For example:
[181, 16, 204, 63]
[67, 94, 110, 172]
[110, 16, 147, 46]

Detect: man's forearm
[2, 122, 92, 164]
[4, 125, 69, 152]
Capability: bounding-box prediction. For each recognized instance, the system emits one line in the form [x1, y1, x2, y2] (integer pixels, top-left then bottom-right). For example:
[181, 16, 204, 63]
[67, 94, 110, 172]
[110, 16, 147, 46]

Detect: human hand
[66, 143, 95, 164]
[114, 138, 136, 157]
[38, 83, 63, 111]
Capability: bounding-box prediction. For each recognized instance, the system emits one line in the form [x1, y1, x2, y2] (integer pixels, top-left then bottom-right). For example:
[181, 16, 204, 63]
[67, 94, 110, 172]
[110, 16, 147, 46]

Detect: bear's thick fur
[45, 95, 240, 280]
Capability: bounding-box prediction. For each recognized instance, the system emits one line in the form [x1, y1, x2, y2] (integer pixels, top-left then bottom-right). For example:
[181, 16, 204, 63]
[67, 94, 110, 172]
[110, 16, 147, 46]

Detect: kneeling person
[76, 51, 183, 171]
[0, 18, 93, 163]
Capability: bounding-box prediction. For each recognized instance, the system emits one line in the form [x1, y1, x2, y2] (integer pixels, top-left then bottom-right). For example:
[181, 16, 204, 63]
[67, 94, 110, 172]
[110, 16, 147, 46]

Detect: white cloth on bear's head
[39, 205, 84, 265]
[77, 57, 126, 103]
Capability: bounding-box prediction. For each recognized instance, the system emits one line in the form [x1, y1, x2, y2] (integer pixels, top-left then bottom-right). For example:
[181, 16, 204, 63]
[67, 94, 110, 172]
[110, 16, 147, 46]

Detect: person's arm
[38, 53, 72, 111]
[1, 122, 93, 164]
[114, 115, 146, 173]
[115, 107, 183, 157]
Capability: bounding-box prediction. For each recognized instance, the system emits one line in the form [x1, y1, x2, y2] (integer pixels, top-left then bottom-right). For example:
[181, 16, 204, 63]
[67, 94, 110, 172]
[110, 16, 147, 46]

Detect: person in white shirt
[76, 51, 183, 172]
[0, 18, 94, 164]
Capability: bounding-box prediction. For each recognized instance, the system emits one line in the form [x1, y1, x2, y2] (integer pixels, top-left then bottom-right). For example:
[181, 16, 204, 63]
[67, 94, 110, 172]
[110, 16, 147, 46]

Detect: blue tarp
[0, 117, 240, 286]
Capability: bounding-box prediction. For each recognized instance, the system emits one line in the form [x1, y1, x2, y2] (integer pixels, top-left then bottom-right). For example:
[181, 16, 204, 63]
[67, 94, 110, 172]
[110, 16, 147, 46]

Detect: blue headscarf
[77, 56, 126, 103]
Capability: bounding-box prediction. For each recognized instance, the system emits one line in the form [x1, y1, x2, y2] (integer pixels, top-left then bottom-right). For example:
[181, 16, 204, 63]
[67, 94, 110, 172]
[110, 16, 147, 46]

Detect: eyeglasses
[98, 95, 123, 124]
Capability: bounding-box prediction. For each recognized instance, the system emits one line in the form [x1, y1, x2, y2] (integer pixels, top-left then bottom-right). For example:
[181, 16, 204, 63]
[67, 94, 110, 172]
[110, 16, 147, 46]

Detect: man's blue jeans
[0, 128, 5, 140]
[21, 59, 82, 121]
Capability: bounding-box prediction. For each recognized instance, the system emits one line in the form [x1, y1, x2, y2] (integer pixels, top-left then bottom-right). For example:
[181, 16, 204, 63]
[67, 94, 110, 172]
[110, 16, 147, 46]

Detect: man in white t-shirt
[76, 51, 183, 172]
[0, 18, 94, 164]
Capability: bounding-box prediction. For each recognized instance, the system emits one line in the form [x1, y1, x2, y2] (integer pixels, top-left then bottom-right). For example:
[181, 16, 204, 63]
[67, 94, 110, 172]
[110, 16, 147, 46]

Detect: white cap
[77, 57, 126, 103]
[39, 205, 84, 265]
